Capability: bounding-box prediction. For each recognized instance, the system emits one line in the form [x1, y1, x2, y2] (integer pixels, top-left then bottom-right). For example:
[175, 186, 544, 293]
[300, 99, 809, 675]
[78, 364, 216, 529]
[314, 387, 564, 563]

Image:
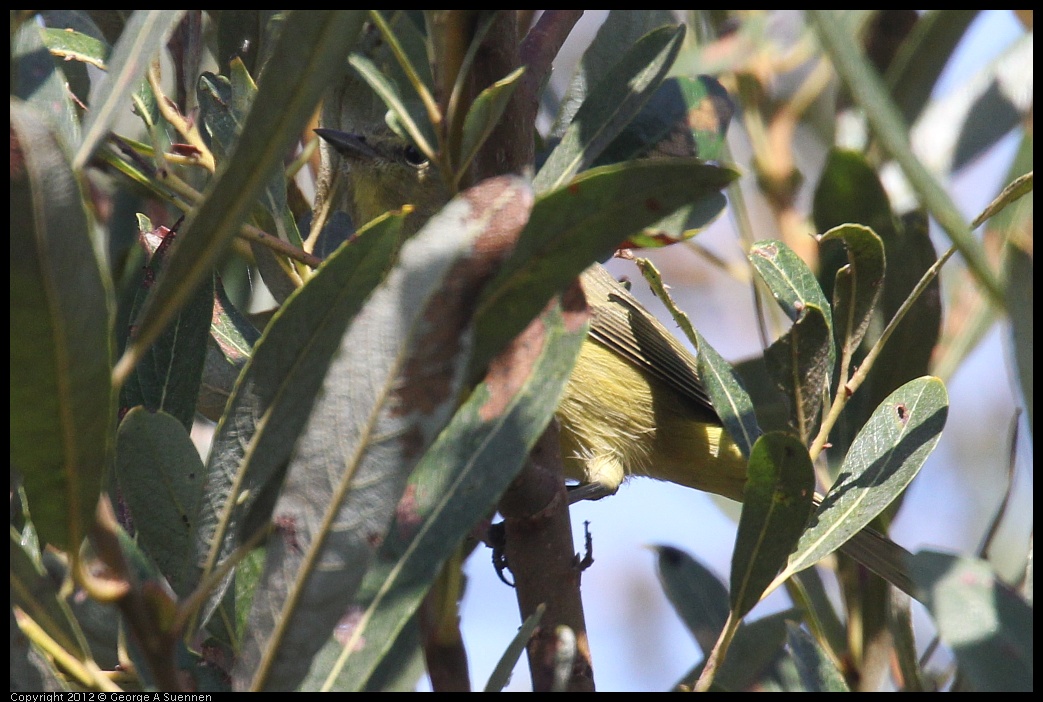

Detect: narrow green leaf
[10, 530, 87, 659]
[972, 170, 1033, 229]
[783, 377, 948, 577]
[456, 66, 525, 175]
[636, 257, 760, 459]
[763, 306, 831, 442]
[74, 10, 185, 170]
[120, 221, 213, 432]
[910, 551, 1032, 692]
[785, 622, 850, 692]
[594, 75, 735, 167]
[232, 177, 533, 691]
[471, 158, 737, 379]
[484, 605, 546, 692]
[349, 52, 436, 160]
[115, 408, 204, 596]
[535, 24, 686, 193]
[820, 224, 885, 358]
[730, 433, 815, 619]
[10, 99, 114, 552]
[884, 10, 979, 126]
[12, 22, 82, 150]
[749, 239, 835, 343]
[553, 10, 679, 138]
[40, 27, 111, 68]
[121, 11, 365, 380]
[197, 278, 261, 422]
[308, 300, 585, 691]
[652, 545, 730, 656]
[679, 609, 798, 692]
[192, 211, 409, 627]
[198, 60, 303, 302]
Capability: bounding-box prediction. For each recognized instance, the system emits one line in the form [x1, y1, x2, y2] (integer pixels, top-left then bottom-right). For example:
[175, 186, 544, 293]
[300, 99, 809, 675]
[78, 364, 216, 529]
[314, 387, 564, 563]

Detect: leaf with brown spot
[231, 176, 533, 692]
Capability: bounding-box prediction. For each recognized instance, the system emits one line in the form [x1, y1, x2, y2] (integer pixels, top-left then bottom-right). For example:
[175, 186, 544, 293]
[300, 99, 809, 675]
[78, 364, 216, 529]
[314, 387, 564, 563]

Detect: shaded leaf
[910, 551, 1032, 692]
[763, 306, 831, 442]
[785, 622, 849, 692]
[471, 158, 737, 381]
[232, 177, 533, 691]
[457, 66, 525, 175]
[192, 211, 409, 628]
[535, 24, 686, 193]
[730, 433, 815, 619]
[552, 10, 679, 138]
[10, 98, 113, 551]
[595, 74, 735, 167]
[652, 545, 729, 655]
[820, 224, 885, 360]
[783, 377, 948, 577]
[12, 22, 82, 151]
[120, 218, 213, 431]
[307, 299, 585, 691]
[115, 408, 204, 596]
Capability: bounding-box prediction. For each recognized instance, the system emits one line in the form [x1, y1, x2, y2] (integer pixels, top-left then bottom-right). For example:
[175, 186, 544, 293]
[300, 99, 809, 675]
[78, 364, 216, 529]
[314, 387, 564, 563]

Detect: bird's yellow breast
[556, 339, 747, 502]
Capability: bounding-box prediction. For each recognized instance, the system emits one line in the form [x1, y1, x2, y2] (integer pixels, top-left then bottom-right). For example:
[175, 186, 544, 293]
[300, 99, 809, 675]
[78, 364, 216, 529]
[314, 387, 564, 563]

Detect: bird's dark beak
[314, 128, 381, 161]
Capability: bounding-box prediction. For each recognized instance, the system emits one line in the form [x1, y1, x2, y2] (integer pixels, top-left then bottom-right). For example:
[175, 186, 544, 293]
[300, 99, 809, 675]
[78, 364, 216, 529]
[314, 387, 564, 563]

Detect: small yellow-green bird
[314, 127, 910, 591]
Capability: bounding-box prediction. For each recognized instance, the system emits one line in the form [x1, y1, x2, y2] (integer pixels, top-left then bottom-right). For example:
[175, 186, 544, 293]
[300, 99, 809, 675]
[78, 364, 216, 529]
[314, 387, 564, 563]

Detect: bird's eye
[402, 144, 427, 167]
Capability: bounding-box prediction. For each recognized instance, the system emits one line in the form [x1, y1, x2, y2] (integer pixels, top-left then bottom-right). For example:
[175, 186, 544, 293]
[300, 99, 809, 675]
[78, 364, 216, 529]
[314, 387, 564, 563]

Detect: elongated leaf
[763, 306, 831, 442]
[730, 433, 815, 619]
[198, 60, 303, 302]
[535, 24, 686, 193]
[783, 377, 948, 577]
[910, 551, 1032, 692]
[553, 10, 679, 138]
[120, 220, 213, 432]
[749, 239, 835, 353]
[484, 605, 547, 692]
[634, 256, 760, 459]
[115, 408, 204, 596]
[679, 609, 798, 692]
[471, 158, 737, 380]
[594, 74, 735, 167]
[652, 545, 730, 656]
[785, 622, 849, 692]
[234, 177, 533, 691]
[10, 531, 87, 660]
[884, 10, 978, 126]
[74, 10, 185, 169]
[820, 224, 885, 358]
[457, 66, 525, 175]
[119, 11, 366, 380]
[41, 27, 111, 68]
[192, 212, 409, 626]
[349, 52, 436, 160]
[10, 99, 114, 551]
[12, 22, 82, 149]
[309, 300, 584, 690]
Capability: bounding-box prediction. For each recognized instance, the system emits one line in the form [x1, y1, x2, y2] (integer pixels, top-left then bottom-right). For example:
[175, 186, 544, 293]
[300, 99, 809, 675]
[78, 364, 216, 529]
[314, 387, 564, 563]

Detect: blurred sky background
[440, 10, 1032, 692]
